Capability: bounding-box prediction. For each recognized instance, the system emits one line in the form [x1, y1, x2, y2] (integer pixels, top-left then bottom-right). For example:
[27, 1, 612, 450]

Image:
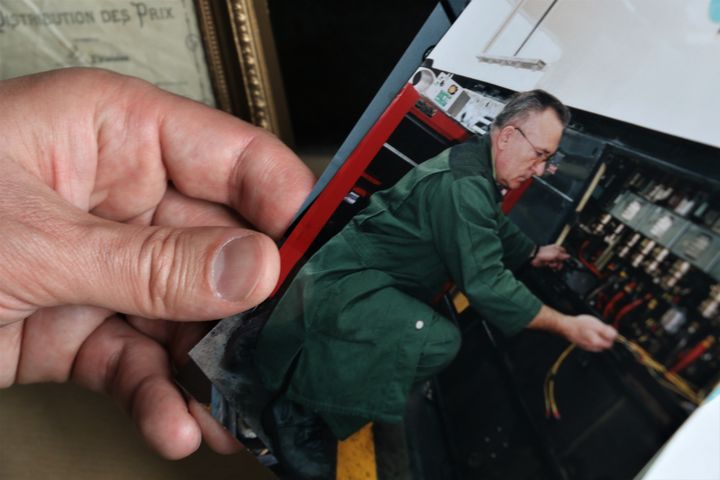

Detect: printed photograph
[188, 1, 720, 479]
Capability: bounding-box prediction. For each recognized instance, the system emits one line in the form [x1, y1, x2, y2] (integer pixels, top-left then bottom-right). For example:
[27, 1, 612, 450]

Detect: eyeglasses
[512, 125, 556, 165]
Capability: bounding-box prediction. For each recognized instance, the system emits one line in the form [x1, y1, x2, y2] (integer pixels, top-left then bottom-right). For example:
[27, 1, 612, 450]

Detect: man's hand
[0, 69, 315, 458]
[528, 306, 617, 352]
[531, 244, 570, 270]
[560, 314, 618, 352]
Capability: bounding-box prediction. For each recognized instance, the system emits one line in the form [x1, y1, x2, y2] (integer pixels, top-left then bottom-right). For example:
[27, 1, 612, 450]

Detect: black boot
[262, 396, 337, 480]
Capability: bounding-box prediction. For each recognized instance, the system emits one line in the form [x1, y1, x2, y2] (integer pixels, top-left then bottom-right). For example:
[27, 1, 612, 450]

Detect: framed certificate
[0, 0, 291, 141]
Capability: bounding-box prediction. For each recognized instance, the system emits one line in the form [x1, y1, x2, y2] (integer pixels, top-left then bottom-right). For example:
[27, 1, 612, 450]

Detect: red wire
[613, 298, 646, 328]
[578, 240, 602, 277]
[603, 291, 626, 319]
[669, 336, 715, 373]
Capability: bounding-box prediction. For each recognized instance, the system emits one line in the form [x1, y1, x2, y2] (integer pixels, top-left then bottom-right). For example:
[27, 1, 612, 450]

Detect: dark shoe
[262, 396, 337, 480]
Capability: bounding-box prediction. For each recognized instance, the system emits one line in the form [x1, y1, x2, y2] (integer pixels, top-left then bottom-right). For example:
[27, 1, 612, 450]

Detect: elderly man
[251, 90, 618, 478]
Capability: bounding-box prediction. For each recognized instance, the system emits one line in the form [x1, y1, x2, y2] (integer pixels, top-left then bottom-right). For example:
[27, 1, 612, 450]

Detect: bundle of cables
[543, 334, 702, 419]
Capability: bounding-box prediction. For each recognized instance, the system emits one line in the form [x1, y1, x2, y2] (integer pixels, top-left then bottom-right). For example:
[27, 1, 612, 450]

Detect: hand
[562, 315, 618, 352]
[0, 69, 315, 458]
[531, 244, 570, 270]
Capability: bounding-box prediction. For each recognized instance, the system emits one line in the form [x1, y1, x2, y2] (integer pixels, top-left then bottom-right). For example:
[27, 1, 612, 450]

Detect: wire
[603, 290, 627, 319]
[613, 294, 651, 328]
[543, 334, 701, 420]
[602, 281, 637, 319]
[669, 335, 716, 374]
[615, 335, 701, 404]
[543, 344, 576, 419]
[578, 240, 603, 277]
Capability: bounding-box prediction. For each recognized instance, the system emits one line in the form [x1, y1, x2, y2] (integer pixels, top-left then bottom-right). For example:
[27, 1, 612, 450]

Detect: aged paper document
[0, 0, 214, 105]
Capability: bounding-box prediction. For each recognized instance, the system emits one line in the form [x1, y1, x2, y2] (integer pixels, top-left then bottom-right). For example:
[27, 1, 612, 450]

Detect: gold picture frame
[195, 0, 293, 144]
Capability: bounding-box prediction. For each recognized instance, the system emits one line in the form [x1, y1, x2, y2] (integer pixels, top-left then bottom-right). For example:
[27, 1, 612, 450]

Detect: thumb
[29, 220, 279, 321]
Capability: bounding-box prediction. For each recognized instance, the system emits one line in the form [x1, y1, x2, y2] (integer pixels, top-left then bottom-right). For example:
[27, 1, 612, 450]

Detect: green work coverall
[255, 134, 543, 439]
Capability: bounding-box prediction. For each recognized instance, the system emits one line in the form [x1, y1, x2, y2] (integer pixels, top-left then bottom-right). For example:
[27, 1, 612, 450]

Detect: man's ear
[497, 125, 515, 150]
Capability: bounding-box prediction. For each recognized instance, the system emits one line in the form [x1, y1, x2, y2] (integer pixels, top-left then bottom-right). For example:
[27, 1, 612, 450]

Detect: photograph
[187, 1, 720, 479]
[1, 0, 717, 478]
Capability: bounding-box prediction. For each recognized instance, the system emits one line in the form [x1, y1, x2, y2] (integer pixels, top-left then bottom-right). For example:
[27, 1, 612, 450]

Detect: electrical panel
[411, 80, 720, 478]
[561, 150, 720, 398]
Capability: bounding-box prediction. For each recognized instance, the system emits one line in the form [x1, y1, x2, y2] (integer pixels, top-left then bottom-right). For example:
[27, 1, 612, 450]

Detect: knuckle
[136, 228, 192, 316]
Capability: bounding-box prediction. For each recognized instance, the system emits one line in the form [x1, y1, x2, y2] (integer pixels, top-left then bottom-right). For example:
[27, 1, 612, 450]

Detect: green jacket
[255, 135, 542, 435]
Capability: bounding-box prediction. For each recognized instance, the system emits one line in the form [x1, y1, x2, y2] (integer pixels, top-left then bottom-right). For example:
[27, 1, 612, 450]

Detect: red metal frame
[410, 97, 473, 143]
[273, 84, 422, 293]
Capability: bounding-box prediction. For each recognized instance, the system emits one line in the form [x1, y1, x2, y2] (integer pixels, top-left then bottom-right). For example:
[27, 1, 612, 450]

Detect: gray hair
[492, 89, 570, 131]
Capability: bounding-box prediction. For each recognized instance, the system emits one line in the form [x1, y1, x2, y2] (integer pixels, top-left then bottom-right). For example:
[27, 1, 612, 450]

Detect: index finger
[98, 72, 316, 239]
[160, 110, 316, 239]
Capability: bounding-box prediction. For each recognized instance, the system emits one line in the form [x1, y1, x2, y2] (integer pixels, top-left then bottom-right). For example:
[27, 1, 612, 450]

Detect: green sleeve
[429, 176, 542, 336]
[496, 212, 536, 271]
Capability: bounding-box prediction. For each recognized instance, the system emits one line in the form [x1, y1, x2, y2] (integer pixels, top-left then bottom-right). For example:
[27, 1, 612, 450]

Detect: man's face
[494, 108, 564, 190]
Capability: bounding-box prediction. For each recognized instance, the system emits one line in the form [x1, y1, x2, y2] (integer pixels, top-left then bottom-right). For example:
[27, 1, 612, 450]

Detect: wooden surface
[0, 383, 275, 480]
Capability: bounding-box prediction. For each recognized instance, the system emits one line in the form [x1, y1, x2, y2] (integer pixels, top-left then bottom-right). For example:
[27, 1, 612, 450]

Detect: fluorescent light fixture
[476, 54, 546, 71]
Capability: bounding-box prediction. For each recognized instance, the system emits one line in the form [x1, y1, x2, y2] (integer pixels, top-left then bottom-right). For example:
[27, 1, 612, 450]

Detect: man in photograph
[243, 90, 618, 477]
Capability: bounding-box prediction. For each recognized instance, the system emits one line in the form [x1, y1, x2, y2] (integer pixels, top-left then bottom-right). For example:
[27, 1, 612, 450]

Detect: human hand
[0, 69, 315, 458]
[531, 244, 570, 270]
[562, 315, 618, 352]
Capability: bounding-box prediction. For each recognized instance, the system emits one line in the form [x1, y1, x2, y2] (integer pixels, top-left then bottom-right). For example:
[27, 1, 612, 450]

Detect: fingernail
[212, 236, 262, 301]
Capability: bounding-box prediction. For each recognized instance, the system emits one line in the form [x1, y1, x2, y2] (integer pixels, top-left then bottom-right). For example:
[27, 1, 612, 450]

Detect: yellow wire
[616, 335, 701, 404]
[544, 344, 576, 418]
[543, 335, 702, 420]
[551, 345, 576, 416]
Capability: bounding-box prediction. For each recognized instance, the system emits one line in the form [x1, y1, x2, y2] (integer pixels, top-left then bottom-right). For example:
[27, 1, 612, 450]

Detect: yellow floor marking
[453, 292, 470, 314]
[336, 422, 377, 480]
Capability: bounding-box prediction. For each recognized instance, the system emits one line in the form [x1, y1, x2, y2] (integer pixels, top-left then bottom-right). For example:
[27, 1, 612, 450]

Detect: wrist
[555, 315, 577, 340]
[528, 305, 567, 334]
